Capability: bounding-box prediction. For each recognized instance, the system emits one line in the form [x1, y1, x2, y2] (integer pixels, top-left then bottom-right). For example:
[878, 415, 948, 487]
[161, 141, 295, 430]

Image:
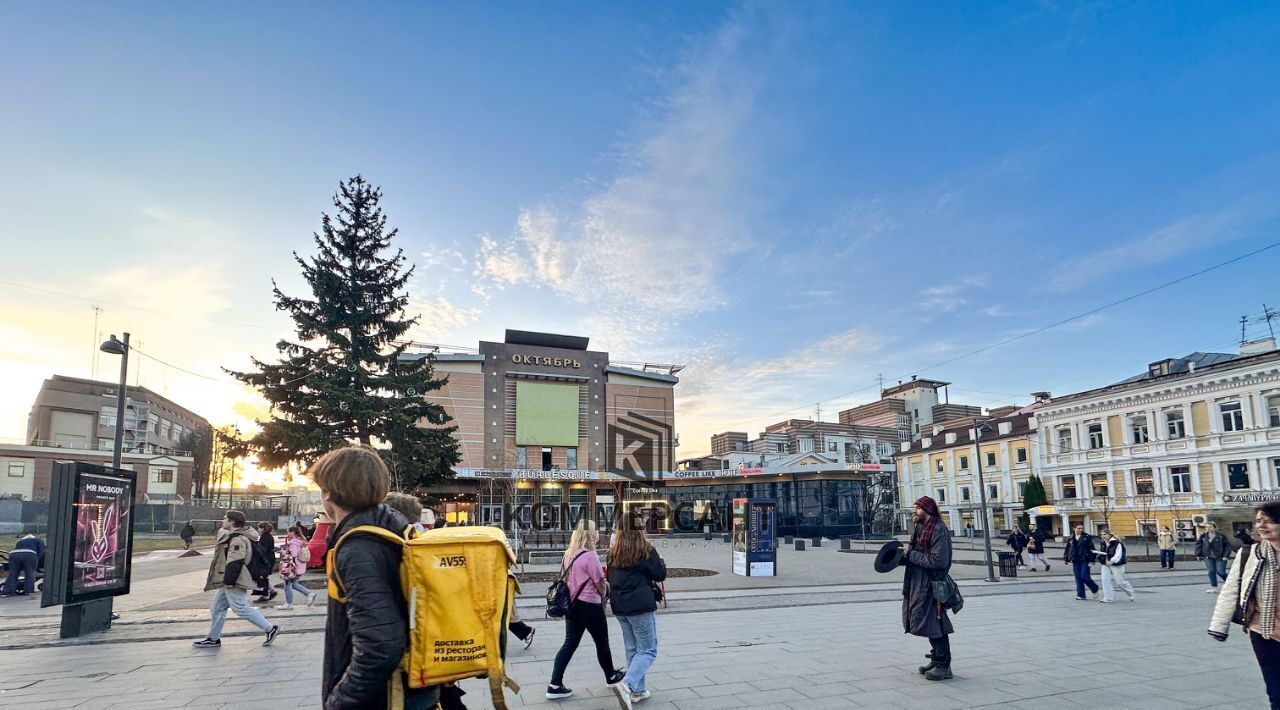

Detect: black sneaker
[263, 625, 279, 647]
[524, 627, 535, 650]
[545, 685, 573, 700]
[192, 637, 221, 648]
[606, 669, 626, 686]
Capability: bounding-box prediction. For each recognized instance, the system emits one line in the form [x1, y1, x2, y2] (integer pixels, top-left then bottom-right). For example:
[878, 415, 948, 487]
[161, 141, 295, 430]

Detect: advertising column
[731, 498, 777, 577]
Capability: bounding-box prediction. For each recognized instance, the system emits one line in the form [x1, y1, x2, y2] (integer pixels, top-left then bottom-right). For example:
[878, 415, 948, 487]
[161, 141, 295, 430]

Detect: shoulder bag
[546, 551, 591, 618]
[1231, 545, 1253, 626]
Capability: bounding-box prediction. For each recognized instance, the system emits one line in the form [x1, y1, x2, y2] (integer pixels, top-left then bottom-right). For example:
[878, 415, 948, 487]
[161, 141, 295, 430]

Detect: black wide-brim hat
[874, 540, 905, 573]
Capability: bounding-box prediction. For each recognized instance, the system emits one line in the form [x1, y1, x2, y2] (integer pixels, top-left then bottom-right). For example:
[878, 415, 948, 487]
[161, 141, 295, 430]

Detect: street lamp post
[99, 333, 130, 468]
[973, 420, 999, 582]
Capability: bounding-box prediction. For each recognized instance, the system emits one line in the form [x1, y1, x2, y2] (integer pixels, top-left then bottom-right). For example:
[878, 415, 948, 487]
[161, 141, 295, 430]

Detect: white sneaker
[275, 603, 293, 610]
[1206, 588, 1219, 594]
[305, 593, 317, 607]
[611, 680, 634, 710]
[631, 690, 651, 702]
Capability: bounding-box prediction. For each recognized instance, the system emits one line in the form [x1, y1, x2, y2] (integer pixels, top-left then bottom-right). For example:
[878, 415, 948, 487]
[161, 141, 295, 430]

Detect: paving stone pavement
[0, 578, 1263, 709]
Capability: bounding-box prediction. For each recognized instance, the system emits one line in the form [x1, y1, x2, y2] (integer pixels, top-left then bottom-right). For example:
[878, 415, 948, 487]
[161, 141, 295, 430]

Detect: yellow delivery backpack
[327, 524, 521, 710]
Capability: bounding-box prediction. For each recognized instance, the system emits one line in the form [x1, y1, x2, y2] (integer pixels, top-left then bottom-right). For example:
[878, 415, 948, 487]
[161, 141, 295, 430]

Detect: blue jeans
[1160, 550, 1176, 567]
[282, 579, 311, 604]
[617, 612, 658, 694]
[1, 550, 37, 595]
[1205, 558, 1228, 587]
[1072, 560, 1098, 598]
[207, 587, 271, 639]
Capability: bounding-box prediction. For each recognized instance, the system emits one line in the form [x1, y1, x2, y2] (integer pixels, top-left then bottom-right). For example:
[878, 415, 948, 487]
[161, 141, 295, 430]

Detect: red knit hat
[913, 496, 941, 519]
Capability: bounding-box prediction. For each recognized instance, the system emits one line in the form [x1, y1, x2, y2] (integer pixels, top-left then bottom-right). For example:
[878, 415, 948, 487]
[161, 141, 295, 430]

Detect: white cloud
[468, 14, 764, 339]
[1044, 202, 1262, 292]
[917, 276, 988, 312]
[408, 296, 480, 341]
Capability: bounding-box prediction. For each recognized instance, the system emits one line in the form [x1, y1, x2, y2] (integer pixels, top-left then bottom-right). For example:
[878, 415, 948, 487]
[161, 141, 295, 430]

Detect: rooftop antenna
[877, 373, 885, 394]
[1264, 304, 1278, 340]
[1240, 315, 1250, 344]
[91, 305, 103, 378]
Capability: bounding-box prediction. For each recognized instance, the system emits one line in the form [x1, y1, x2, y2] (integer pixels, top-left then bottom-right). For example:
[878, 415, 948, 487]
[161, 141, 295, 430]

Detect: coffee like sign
[511, 353, 582, 368]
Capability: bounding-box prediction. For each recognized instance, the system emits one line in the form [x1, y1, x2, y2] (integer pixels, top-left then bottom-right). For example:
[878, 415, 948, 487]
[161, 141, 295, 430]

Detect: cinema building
[409, 330, 899, 537]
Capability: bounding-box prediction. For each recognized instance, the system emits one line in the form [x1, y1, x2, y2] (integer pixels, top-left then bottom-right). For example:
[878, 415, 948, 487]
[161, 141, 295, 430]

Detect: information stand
[731, 497, 777, 577]
[41, 462, 137, 637]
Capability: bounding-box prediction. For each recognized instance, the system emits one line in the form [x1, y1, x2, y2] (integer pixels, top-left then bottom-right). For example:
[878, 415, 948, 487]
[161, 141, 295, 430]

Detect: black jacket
[1007, 532, 1027, 551]
[607, 549, 667, 616]
[322, 504, 436, 710]
[1063, 533, 1095, 563]
[1027, 530, 1046, 554]
[1195, 532, 1231, 560]
[1103, 538, 1127, 566]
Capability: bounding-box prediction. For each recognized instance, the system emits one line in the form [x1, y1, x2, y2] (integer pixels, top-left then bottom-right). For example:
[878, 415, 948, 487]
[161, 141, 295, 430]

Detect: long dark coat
[901, 519, 954, 639]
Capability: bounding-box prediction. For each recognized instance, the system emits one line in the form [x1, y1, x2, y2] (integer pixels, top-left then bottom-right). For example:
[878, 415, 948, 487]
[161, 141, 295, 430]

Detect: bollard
[840, 538, 851, 550]
[784, 535, 793, 545]
[704, 531, 712, 541]
[794, 539, 806, 551]
[811, 537, 821, 548]
[722, 533, 731, 543]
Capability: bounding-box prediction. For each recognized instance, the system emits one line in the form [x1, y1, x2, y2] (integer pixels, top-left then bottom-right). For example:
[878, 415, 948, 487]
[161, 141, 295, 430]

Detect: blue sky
[2, 2, 1279, 463]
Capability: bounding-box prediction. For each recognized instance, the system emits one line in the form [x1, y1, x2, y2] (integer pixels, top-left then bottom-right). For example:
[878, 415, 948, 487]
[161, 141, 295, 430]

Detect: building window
[985, 451, 996, 468]
[1087, 423, 1104, 450]
[1090, 473, 1109, 498]
[935, 488, 947, 504]
[173, 424, 184, 440]
[1016, 447, 1028, 464]
[100, 406, 117, 428]
[1165, 410, 1185, 439]
[149, 413, 160, 435]
[935, 459, 944, 474]
[1130, 415, 1149, 444]
[1220, 401, 1244, 432]
[1268, 395, 1280, 428]
[1273, 459, 1280, 487]
[1133, 468, 1155, 495]
[1170, 465, 1192, 494]
[7, 463, 24, 478]
[566, 447, 577, 470]
[776, 443, 786, 453]
[987, 484, 999, 501]
[152, 469, 173, 483]
[911, 461, 923, 477]
[1057, 428, 1073, 453]
[515, 447, 527, 469]
[161, 419, 172, 439]
[1061, 476, 1077, 499]
[1016, 481, 1027, 499]
[1227, 462, 1250, 490]
[958, 455, 968, 471]
[960, 486, 971, 502]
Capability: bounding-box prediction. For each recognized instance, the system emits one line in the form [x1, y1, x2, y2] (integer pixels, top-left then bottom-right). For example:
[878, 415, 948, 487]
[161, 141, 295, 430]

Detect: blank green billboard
[515, 381, 579, 446]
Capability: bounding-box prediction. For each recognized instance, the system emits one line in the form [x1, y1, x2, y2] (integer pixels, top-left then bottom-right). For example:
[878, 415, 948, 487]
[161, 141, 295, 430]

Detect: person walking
[1237, 527, 1257, 548]
[191, 510, 279, 648]
[1096, 529, 1136, 603]
[274, 525, 316, 610]
[546, 520, 624, 700]
[1157, 526, 1177, 569]
[1208, 502, 1280, 710]
[250, 522, 277, 602]
[1007, 527, 1028, 569]
[180, 521, 196, 550]
[1025, 527, 1050, 572]
[313, 446, 437, 709]
[1064, 523, 1100, 601]
[1196, 523, 1232, 593]
[903, 496, 955, 681]
[607, 528, 667, 709]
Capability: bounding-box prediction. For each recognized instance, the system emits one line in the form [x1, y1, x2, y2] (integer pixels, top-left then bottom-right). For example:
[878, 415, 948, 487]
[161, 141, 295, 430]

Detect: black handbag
[931, 575, 964, 614]
[546, 551, 590, 618]
[650, 581, 664, 604]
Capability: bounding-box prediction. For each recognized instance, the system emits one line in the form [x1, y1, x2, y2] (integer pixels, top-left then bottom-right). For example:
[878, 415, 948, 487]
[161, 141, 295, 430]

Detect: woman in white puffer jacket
[1207, 502, 1280, 709]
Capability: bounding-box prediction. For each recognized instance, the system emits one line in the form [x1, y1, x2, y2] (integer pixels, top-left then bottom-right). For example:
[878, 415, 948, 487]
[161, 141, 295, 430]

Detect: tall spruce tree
[228, 176, 459, 490]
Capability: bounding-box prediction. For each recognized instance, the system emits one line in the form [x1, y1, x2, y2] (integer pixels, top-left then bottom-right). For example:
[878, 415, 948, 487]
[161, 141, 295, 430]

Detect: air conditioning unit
[1192, 514, 1209, 526]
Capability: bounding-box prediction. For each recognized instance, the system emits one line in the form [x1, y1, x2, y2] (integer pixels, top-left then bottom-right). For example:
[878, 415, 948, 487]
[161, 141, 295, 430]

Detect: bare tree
[1095, 492, 1116, 532]
[1134, 493, 1158, 558]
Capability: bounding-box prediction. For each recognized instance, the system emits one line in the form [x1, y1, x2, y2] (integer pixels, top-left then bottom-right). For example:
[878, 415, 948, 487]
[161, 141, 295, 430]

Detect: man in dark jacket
[312, 446, 436, 710]
[1063, 523, 1099, 600]
[251, 522, 277, 602]
[1, 534, 45, 596]
[1006, 528, 1028, 569]
[1195, 523, 1232, 592]
[902, 496, 954, 681]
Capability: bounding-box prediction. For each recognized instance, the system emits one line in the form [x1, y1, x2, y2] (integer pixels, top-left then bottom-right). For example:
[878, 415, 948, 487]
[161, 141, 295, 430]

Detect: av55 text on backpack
[328, 525, 520, 710]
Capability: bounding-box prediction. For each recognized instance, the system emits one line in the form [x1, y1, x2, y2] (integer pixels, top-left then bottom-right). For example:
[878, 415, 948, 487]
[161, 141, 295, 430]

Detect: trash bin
[998, 551, 1018, 578]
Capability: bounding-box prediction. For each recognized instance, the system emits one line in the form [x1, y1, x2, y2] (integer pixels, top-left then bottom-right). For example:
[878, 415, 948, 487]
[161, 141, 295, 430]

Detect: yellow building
[896, 408, 1042, 534]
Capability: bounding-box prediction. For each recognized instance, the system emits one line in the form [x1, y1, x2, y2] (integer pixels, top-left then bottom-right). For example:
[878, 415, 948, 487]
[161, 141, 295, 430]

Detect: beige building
[1, 375, 209, 502]
[1035, 340, 1280, 539]
[896, 408, 1042, 534]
